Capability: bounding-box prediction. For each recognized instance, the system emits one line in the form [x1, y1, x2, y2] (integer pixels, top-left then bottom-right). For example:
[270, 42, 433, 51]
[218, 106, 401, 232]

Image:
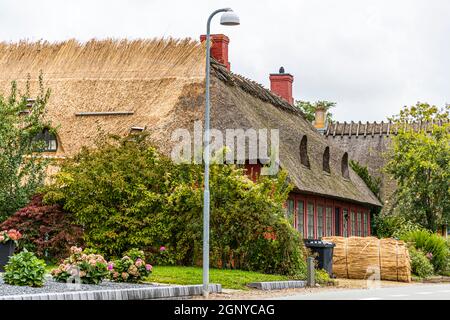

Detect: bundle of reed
[380, 238, 411, 282]
[346, 237, 380, 279]
[323, 236, 411, 282]
[323, 236, 348, 278]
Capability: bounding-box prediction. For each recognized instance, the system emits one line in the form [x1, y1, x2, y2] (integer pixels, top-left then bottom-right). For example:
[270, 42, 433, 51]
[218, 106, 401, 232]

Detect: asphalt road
[274, 283, 450, 300]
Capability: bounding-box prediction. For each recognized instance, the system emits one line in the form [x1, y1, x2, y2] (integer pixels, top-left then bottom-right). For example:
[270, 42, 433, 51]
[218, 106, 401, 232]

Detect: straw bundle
[323, 236, 411, 282]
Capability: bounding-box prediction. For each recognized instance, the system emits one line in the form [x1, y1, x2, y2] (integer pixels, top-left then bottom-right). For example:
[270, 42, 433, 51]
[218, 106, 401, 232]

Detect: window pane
[363, 212, 368, 236]
[350, 211, 355, 236]
[317, 205, 323, 238]
[286, 200, 294, 227]
[343, 209, 348, 237]
[358, 212, 363, 236]
[297, 200, 304, 236]
[307, 202, 314, 239]
[326, 207, 333, 236]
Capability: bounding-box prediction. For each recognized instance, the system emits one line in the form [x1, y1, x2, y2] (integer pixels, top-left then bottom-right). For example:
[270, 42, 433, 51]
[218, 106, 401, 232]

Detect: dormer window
[300, 135, 310, 168]
[34, 128, 58, 152]
[323, 146, 330, 173]
[342, 152, 349, 179]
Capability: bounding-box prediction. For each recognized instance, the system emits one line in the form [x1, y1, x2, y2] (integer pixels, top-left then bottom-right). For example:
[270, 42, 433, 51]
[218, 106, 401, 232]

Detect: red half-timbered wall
[285, 193, 371, 239]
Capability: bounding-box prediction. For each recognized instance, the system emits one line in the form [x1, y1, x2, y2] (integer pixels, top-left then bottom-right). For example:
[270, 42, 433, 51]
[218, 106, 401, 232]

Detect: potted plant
[0, 229, 22, 272]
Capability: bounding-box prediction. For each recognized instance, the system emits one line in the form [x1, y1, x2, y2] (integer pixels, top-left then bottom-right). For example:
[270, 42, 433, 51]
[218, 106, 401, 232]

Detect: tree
[295, 100, 335, 123]
[349, 160, 381, 200]
[0, 75, 52, 221]
[385, 103, 449, 232]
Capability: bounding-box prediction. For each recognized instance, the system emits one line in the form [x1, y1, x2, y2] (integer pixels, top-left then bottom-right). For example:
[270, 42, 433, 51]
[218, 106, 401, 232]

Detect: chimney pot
[269, 67, 294, 105]
[200, 34, 231, 71]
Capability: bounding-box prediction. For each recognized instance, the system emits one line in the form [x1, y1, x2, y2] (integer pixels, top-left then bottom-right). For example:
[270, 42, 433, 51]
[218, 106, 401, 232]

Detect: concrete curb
[0, 284, 222, 300]
[422, 276, 450, 283]
[247, 280, 306, 290]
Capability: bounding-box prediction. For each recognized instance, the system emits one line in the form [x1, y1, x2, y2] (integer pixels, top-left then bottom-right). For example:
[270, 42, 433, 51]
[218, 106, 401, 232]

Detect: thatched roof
[210, 61, 380, 207]
[0, 38, 380, 207]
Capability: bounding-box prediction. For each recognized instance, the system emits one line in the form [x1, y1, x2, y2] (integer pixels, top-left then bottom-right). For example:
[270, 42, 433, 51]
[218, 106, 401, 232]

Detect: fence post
[307, 256, 315, 287]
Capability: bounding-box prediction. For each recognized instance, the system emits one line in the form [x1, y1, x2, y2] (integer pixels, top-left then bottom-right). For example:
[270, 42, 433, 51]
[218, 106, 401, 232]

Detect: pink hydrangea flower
[107, 263, 114, 271]
[135, 258, 143, 267]
[160, 246, 166, 252]
[145, 264, 153, 271]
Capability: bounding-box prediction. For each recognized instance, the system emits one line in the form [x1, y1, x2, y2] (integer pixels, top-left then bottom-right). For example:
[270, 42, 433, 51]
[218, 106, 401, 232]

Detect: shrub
[149, 246, 176, 266]
[373, 214, 422, 238]
[401, 230, 449, 272]
[315, 269, 334, 285]
[408, 246, 434, 278]
[108, 249, 152, 283]
[51, 246, 108, 284]
[45, 135, 306, 276]
[0, 194, 84, 262]
[3, 250, 46, 287]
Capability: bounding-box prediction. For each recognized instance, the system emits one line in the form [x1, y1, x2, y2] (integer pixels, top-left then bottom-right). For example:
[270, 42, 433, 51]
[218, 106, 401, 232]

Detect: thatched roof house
[0, 35, 381, 239]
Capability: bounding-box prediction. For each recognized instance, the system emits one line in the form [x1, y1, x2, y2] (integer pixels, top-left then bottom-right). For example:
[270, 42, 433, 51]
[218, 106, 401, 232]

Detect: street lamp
[203, 8, 240, 297]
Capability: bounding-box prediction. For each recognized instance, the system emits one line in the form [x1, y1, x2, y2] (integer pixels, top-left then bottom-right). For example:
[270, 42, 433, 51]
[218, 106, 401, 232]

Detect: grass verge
[146, 266, 291, 290]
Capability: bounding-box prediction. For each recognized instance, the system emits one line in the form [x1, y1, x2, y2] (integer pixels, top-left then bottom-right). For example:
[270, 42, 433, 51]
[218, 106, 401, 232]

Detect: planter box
[0, 241, 16, 272]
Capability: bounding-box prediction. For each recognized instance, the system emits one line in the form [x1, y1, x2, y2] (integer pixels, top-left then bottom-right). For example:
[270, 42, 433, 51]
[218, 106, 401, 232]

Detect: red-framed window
[286, 199, 295, 228]
[349, 210, 355, 236]
[286, 195, 371, 239]
[306, 201, 315, 239]
[316, 203, 325, 238]
[357, 211, 363, 236]
[296, 199, 305, 237]
[325, 205, 333, 236]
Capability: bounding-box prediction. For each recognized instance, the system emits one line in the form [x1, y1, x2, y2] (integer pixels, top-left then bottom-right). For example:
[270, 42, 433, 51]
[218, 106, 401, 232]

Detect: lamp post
[203, 8, 240, 297]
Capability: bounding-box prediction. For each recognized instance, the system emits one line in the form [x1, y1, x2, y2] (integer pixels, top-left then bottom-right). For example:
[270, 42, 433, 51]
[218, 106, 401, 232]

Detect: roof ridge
[210, 59, 306, 117]
[325, 119, 448, 137]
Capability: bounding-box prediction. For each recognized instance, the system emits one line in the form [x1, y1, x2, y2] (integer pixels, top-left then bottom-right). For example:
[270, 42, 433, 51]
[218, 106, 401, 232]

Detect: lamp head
[220, 10, 240, 26]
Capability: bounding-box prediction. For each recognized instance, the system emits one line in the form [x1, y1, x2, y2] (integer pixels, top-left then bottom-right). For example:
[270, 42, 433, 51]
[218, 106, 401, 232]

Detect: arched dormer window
[341, 152, 349, 179]
[323, 146, 330, 173]
[300, 135, 310, 168]
[34, 128, 58, 152]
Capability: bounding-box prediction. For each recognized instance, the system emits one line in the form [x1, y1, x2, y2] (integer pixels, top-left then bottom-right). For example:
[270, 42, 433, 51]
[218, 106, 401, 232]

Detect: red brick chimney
[200, 34, 230, 71]
[269, 67, 294, 104]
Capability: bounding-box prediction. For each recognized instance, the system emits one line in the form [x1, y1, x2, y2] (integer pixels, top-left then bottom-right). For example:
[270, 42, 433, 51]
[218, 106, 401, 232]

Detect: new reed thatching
[0, 38, 205, 158]
[323, 236, 411, 282]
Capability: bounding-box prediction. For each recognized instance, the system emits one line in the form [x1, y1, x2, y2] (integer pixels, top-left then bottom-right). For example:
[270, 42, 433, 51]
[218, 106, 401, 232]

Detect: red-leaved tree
[0, 194, 84, 261]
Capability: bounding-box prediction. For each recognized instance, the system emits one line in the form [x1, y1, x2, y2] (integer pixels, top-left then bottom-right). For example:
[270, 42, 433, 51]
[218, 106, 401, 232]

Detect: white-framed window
[34, 128, 58, 152]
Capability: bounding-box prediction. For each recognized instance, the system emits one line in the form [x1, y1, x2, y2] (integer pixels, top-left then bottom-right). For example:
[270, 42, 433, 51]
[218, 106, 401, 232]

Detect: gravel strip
[0, 275, 158, 297]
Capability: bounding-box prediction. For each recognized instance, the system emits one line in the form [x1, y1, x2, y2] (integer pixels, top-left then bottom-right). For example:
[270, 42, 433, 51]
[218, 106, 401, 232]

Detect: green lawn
[146, 266, 291, 290]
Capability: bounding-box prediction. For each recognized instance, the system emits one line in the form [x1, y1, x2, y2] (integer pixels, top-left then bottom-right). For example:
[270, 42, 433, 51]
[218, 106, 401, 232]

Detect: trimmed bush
[401, 229, 448, 272]
[0, 194, 84, 262]
[51, 246, 109, 284]
[108, 248, 152, 283]
[3, 250, 46, 287]
[408, 246, 434, 278]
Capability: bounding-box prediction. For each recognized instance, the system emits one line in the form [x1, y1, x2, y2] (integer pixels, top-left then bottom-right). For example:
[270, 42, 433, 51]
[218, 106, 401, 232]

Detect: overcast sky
[0, 0, 448, 121]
